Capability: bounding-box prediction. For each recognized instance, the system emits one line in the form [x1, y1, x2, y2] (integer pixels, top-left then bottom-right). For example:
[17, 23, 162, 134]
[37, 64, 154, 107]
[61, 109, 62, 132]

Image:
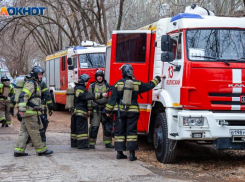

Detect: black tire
[50, 92, 60, 111]
[153, 112, 177, 163]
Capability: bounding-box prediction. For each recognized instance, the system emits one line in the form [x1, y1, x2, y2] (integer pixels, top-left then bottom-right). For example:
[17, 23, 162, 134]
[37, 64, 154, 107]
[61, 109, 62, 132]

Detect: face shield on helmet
[30, 66, 45, 81]
[95, 69, 104, 83]
[120, 64, 134, 77]
[78, 74, 90, 84]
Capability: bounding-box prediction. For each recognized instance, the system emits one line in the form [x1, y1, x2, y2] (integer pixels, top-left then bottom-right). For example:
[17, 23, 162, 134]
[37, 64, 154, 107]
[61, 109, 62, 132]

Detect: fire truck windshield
[186, 29, 245, 62]
[78, 53, 105, 68]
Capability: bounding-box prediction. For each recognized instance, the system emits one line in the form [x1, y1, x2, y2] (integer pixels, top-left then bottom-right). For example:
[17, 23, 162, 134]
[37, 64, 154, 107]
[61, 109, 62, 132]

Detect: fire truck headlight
[183, 117, 204, 126]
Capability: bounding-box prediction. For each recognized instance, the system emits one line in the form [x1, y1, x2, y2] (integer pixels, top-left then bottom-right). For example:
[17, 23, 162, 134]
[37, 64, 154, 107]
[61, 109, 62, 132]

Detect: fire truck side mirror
[161, 52, 174, 62]
[161, 35, 171, 51]
[68, 65, 74, 70]
[67, 58, 72, 65]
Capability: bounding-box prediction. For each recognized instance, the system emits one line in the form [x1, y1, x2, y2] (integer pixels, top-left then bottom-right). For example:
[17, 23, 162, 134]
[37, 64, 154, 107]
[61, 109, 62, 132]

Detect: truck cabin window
[170, 34, 182, 60]
[72, 57, 77, 68]
[79, 53, 105, 68]
[186, 29, 245, 61]
[116, 33, 146, 63]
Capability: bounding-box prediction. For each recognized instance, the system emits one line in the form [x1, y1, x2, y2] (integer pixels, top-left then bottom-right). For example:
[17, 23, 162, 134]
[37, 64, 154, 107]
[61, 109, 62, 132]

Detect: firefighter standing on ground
[105, 64, 165, 161]
[87, 70, 114, 149]
[14, 66, 53, 157]
[0, 76, 14, 127]
[10, 75, 53, 143]
[71, 74, 108, 149]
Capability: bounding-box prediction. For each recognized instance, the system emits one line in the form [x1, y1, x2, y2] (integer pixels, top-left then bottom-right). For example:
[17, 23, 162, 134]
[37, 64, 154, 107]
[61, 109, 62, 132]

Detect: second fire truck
[45, 41, 106, 110]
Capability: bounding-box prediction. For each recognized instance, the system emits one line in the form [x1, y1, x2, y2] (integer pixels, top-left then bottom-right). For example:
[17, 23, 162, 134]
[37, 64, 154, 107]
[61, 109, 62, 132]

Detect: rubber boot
[117, 151, 127, 159]
[14, 152, 28, 157]
[38, 150, 53, 156]
[105, 143, 114, 148]
[129, 150, 137, 161]
[1, 120, 6, 127]
[78, 146, 90, 150]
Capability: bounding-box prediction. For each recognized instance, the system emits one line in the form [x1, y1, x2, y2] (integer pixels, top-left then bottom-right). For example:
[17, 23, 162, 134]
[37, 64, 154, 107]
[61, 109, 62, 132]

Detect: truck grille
[222, 120, 245, 126]
[209, 93, 243, 97]
[209, 93, 245, 105]
[211, 101, 245, 105]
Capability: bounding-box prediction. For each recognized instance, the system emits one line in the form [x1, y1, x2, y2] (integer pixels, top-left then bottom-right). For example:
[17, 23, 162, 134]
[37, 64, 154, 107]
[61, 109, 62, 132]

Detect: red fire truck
[106, 9, 245, 163]
[45, 41, 106, 110]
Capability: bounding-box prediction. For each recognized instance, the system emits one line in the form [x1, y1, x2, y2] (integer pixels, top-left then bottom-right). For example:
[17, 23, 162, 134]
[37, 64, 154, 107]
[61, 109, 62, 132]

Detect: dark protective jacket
[74, 83, 102, 118]
[40, 81, 53, 111]
[87, 81, 109, 110]
[105, 76, 161, 113]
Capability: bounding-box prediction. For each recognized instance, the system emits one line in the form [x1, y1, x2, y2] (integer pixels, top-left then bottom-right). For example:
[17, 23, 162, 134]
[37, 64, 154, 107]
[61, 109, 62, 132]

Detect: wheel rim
[153, 124, 163, 151]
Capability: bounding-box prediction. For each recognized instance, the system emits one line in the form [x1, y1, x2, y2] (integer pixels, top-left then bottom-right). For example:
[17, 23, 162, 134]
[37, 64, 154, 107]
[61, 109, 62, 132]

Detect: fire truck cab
[46, 41, 106, 110]
[106, 9, 245, 163]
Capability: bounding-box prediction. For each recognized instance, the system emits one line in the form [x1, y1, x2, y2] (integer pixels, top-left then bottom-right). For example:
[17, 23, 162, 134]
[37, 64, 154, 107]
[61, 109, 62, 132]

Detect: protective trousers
[89, 110, 112, 145]
[15, 115, 47, 154]
[114, 112, 139, 151]
[0, 101, 11, 125]
[26, 108, 49, 144]
[71, 115, 89, 149]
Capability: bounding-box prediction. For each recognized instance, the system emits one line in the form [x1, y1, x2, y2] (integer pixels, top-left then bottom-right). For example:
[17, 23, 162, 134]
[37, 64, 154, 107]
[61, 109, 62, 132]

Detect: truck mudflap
[215, 137, 245, 150]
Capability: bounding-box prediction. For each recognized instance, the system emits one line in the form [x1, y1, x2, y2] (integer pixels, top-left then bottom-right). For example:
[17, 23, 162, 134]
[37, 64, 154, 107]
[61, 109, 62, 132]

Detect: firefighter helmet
[95, 69, 104, 81]
[78, 74, 90, 84]
[120, 64, 134, 77]
[30, 66, 45, 80]
[1, 75, 10, 82]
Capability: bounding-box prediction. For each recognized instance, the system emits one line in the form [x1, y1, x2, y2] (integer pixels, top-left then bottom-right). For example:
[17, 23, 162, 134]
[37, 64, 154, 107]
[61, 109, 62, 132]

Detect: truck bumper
[173, 110, 245, 145]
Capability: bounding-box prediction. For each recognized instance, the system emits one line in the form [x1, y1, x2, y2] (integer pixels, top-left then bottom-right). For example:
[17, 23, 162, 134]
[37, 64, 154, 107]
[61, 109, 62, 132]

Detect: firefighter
[14, 66, 53, 157]
[105, 64, 165, 161]
[71, 74, 108, 149]
[0, 75, 14, 127]
[87, 70, 114, 149]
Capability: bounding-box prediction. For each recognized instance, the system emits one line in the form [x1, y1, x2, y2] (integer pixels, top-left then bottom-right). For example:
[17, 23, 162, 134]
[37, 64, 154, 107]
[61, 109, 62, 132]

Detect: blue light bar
[170, 13, 203, 22]
[73, 46, 87, 50]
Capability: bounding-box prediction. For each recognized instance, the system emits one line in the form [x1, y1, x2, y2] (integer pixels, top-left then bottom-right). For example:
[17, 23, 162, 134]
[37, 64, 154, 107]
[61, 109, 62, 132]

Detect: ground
[1, 109, 245, 181]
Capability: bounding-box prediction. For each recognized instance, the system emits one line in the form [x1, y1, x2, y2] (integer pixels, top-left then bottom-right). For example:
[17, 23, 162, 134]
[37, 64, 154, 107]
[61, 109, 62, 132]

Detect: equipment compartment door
[110, 30, 152, 104]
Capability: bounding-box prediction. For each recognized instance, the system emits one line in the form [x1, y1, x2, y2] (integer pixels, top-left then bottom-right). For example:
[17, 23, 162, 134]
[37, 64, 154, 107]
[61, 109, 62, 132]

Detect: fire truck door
[68, 56, 79, 83]
[110, 30, 152, 103]
[60, 56, 68, 90]
[163, 33, 184, 105]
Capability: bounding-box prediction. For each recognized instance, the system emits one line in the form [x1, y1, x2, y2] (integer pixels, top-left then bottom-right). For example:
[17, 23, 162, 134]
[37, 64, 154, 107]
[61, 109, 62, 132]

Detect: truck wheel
[153, 112, 177, 163]
[51, 92, 60, 111]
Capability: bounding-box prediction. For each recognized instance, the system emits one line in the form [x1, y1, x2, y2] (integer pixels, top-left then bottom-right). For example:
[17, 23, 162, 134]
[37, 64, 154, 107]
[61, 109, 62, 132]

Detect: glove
[10, 108, 14, 116]
[49, 110, 53, 116]
[69, 108, 74, 114]
[17, 112, 22, 122]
